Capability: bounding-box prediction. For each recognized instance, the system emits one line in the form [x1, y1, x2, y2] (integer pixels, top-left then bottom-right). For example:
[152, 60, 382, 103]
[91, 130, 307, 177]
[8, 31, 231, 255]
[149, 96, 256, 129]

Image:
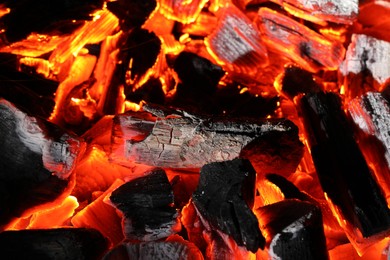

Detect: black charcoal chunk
[110, 168, 179, 241]
[174, 52, 224, 94]
[103, 240, 203, 260]
[256, 200, 328, 260]
[106, 0, 157, 30]
[0, 0, 104, 43]
[299, 92, 390, 237]
[280, 65, 321, 99]
[0, 228, 108, 260]
[126, 77, 165, 105]
[0, 99, 83, 227]
[192, 158, 265, 252]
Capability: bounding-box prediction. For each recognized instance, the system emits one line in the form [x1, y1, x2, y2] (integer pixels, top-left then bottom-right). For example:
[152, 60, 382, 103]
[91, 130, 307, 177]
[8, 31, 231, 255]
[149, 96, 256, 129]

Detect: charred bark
[192, 159, 265, 252]
[111, 104, 303, 174]
[299, 92, 390, 240]
[0, 99, 84, 227]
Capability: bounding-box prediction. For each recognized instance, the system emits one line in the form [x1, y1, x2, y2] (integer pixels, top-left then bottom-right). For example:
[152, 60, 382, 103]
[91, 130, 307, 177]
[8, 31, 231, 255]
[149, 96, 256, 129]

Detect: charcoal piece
[348, 92, 390, 201]
[111, 104, 303, 175]
[106, 0, 157, 30]
[0, 0, 104, 43]
[192, 159, 265, 252]
[174, 52, 224, 93]
[103, 240, 203, 260]
[270, 0, 358, 24]
[280, 65, 321, 99]
[256, 199, 328, 260]
[0, 99, 84, 227]
[299, 92, 390, 238]
[0, 228, 108, 260]
[205, 5, 268, 75]
[256, 8, 345, 72]
[110, 168, 180, 241]
[340, 34, 390, 99]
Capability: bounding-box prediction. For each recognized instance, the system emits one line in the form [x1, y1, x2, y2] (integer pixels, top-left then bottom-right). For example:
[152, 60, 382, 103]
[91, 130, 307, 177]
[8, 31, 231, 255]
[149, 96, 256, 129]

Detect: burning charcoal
[109, 168, 181, 241]
[159, 0, 207, 24]
[0, 228, 108, 259]
[299, 92, 390, 253]
[340, 34, 390, 99]
[0, 0, 104, 43]
[126, 77, 165, 105]
[205, 5, 268, 75]
[192, 159, 265, 252]
[72, 180, 125, 246]
[107, 0, 157, 30]
[111, 104, 303, 175]
[265, 174, 309, 201]
[256, 8, 345, 72]
[256, 199, 328, 260]
[270, 0, 358, 24]
[348, 92, 390, 202]
[103, 237, 203, 260]
[174, 52, 225, 93]
[278, 65, 321, 99]
[0, 99, 84, 227]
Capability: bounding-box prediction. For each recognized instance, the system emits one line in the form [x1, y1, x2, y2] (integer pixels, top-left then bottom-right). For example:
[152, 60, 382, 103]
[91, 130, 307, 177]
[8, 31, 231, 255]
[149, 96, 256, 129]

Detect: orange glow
[124, 100, 144, 112]
[158, 0, 208, 24]
[255, 179, 285, 208]
[282, 3, 328, 26]
[72, 179, 124, 247]
[0, 7, 10, 18]
[26, 196, 79, 229]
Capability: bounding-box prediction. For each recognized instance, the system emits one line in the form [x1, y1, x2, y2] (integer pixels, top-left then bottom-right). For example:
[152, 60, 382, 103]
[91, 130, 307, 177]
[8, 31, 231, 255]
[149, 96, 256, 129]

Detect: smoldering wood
[256, 8, 345, 72]
[111, 104, 303, 174]
[340, 34, 390, 99]
[299, 92, 390, 238]
[106, 0, 157, 31]
[0, 228, 108, 260]
[192, 159, 265, 252]
[265, 174, 310, 201]
[205, 5, 268, 75]
[348, 91, 390, 201]
[256, 199, 329, 260]
[280, 65, 321, 99]
[0, 99, 84, 227]
[0, 0, 105, 44]
[271, 0, 358, 24]
[110, 168, 180, 241]
[103, 240, 204, 260]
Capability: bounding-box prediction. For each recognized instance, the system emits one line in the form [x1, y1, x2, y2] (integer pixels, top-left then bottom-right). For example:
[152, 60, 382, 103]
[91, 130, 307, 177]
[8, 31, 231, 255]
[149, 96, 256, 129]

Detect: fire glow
[0, 0, 390, 259]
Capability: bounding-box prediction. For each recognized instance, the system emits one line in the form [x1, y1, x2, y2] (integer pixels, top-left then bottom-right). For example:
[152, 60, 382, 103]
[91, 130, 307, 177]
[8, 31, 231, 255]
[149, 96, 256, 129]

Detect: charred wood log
[0, 228, 108, 260]
[192, 159, 265, 252]
[340, 34, 390, 99]
[348, 92, 390, 202]
[299, 92, 390, 250]
[278, 65, 321, 99]
[271, 0, 358, 24]
[256, 199, 329, 260]
[103, 237, 203, 260]
[205, 5, 268, 75]
[109, 168, 181, 241]
[111, 104, 303, 174]
[0, 0, 104, 44]
[256, 8, 345, 72]
[0, 99, 84, 227]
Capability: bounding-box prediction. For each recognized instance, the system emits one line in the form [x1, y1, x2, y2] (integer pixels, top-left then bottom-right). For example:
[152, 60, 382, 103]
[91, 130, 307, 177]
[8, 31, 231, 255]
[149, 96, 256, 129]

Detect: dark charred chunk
[256, 199, 328, 260]
[192, 158, 265, 252]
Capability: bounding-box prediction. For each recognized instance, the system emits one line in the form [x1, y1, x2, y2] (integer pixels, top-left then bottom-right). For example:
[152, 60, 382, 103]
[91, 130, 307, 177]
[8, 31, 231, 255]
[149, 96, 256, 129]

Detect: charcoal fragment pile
[0, 0, 390, 259]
